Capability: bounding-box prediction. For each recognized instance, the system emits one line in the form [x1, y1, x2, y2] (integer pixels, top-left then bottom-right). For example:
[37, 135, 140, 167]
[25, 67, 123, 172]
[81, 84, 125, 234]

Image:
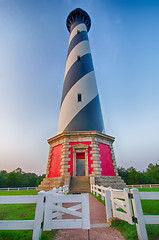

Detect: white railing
[43, 193, 90, 231]
[91, 184, 133, 224]
[91, 184, 159, 240]
[0, 185, 91, 239]
[131, 188, 159, 240]
[0, 187, 37, 191]
[111, 188, 133, 225]
[0, 185, 69, 240]
[50, 185, 68, 194]
[0, 191, 45, 240]
[127, 184, 159, 188]
[91, 184, 112, 222]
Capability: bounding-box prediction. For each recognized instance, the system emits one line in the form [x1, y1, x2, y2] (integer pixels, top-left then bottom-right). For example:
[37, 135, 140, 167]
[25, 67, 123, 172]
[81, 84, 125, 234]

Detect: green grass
[138, 188, 159, 216]
[111, 219, 138, 240]
[0, 204, 36, 220]
[92, 188, 159, 240]
[138, 187, 159, 192]
[91, 193, 105, 205]
[141, 200, 159, 215]
[0, 190, 58, 240]
[0, 190, 37, 196]
[0, 230, 57, 240]
[112, 188, 159, 239]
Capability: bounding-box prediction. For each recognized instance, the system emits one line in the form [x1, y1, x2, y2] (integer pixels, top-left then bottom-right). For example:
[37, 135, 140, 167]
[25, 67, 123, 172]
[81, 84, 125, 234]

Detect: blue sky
[0, 0, 159, 175]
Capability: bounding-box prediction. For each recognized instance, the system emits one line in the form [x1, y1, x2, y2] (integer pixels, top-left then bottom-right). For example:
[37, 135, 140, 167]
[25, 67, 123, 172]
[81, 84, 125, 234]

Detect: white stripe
[57, 71, 98, 134]
[64, 40, 90, 79]
[69, 23, 87, 44]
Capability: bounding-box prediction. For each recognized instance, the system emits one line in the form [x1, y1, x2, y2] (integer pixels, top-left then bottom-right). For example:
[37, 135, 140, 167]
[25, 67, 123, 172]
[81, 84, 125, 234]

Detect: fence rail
[0, 191, 44, 240]
[91, 184, 133, 224]
[43, 193, 90, 231]
[91, 184, 159, 240]
[0, 185, 90, 239]
[131, 188, 159, 240]
[0, 187, 37, 191]
[126, 183, 159, 188]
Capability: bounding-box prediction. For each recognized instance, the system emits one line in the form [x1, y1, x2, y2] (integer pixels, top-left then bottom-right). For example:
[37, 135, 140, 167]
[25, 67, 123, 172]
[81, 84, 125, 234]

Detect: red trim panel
[98, 143, 116, 176]
[68, 142, 93, 175]
[48, 144, 62, 178]
[76, 152, 85, 159]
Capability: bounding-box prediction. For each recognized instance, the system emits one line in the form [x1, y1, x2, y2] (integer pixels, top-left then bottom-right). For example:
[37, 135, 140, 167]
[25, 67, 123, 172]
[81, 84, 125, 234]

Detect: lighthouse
[58, 8, 104, 134]
[38, 8, 126, 192]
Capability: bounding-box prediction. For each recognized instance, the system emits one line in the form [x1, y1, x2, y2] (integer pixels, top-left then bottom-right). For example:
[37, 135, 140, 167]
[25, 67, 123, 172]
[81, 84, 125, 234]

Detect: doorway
[76, 152, 85, 176]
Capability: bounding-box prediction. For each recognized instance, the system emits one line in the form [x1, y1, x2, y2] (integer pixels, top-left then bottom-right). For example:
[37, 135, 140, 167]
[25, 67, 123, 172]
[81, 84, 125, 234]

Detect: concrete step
[69, 176, 90, 193]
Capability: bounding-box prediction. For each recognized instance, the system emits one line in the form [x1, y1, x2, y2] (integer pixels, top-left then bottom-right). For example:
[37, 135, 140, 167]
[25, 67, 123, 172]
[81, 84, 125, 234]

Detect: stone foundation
[37, 131, 126, 191]
[37, 176, 71, 192]
[95, 176, 126, 189]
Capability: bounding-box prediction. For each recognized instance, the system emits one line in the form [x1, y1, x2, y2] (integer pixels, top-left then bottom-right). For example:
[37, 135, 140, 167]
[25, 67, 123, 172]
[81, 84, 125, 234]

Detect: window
[77, 30, 80, 34]
[77, 93, 82, 102]
[77, 55, 80, 61]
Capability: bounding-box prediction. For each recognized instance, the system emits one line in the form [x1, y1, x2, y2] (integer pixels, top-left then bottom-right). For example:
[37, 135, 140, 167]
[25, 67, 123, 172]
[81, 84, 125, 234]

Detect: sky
[0, 0, 159, 175]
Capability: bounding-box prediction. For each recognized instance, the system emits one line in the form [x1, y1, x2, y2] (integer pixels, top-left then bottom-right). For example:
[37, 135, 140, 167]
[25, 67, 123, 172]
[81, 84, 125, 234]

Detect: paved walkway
[54, 194, 125, 240]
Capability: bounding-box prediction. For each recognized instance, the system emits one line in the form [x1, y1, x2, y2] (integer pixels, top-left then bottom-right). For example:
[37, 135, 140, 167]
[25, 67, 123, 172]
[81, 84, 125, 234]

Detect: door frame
[71, 144, 89, 176]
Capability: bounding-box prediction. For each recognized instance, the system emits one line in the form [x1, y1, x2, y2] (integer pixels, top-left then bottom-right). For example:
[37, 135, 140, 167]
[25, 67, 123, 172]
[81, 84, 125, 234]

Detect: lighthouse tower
[38, 8, 126, 192]
[58, 8, 104, 134]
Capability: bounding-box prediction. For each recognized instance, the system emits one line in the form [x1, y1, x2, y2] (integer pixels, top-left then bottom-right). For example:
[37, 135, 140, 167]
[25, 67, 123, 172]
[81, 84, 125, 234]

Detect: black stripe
[63, 95, 104, 132]
[61, 53, 94, 104]
[67, 31, 88, 57]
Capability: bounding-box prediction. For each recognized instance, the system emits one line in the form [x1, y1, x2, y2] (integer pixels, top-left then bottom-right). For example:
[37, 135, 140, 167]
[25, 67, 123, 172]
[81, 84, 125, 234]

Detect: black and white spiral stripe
[57, 21, 104, 134]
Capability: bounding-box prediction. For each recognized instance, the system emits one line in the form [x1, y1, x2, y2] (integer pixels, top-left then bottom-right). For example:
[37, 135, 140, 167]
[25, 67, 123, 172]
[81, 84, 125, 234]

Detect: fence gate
[111, 189, 133, 225]
[43, 193, 90, 231]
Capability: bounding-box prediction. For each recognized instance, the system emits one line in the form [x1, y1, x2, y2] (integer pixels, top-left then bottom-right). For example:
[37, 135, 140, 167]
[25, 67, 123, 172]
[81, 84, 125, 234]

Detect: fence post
[96, 185, 99, 197]
[91, 184, 92, 193]
[32, 190, 45, 240]
[81, 194, 90, 229]
[59, 187, 62, 194]
[105, 189, 112, 223]
[101, 185, 104, 200]
[93, 184, 95, 194]
[124, 188, 129, 193]
[131, 188, 148, 240]
[124, 188, 134, 225]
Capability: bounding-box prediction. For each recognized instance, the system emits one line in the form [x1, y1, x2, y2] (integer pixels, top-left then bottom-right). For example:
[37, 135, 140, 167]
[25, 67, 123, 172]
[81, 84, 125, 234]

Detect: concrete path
[54, 194, 125, 240]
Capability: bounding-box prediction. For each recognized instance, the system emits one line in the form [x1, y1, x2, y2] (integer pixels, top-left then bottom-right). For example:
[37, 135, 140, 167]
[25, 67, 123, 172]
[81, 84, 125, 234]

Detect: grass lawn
[92, 188, 159, 240]
[0, 190, 37, 196]
[0, 190, 58, 240]
[138, 187, 159, 192]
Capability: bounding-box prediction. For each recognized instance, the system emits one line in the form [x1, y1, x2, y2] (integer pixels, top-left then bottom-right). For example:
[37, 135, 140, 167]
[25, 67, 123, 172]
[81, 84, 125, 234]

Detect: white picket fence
[91, 184, 159, 240]
[0, 191, 45, 240]
[131, 188, 159, 240]
[43, 193, 90, 231]
[91, 185, 133, 224]
[0, 185, 90, 240]
[0, 187, 37, 191]
[127, 184, 159, 188]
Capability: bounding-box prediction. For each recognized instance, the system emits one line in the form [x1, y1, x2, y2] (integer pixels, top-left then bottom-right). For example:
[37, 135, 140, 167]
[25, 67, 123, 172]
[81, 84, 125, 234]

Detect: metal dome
[66, 8, 91, 33]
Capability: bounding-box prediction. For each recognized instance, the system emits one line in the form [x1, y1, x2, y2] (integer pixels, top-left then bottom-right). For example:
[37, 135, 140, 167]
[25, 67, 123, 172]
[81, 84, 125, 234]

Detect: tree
[145, 163, 159, 183]
[0, 170, 7, 187]
[117, 167, 129, 183]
